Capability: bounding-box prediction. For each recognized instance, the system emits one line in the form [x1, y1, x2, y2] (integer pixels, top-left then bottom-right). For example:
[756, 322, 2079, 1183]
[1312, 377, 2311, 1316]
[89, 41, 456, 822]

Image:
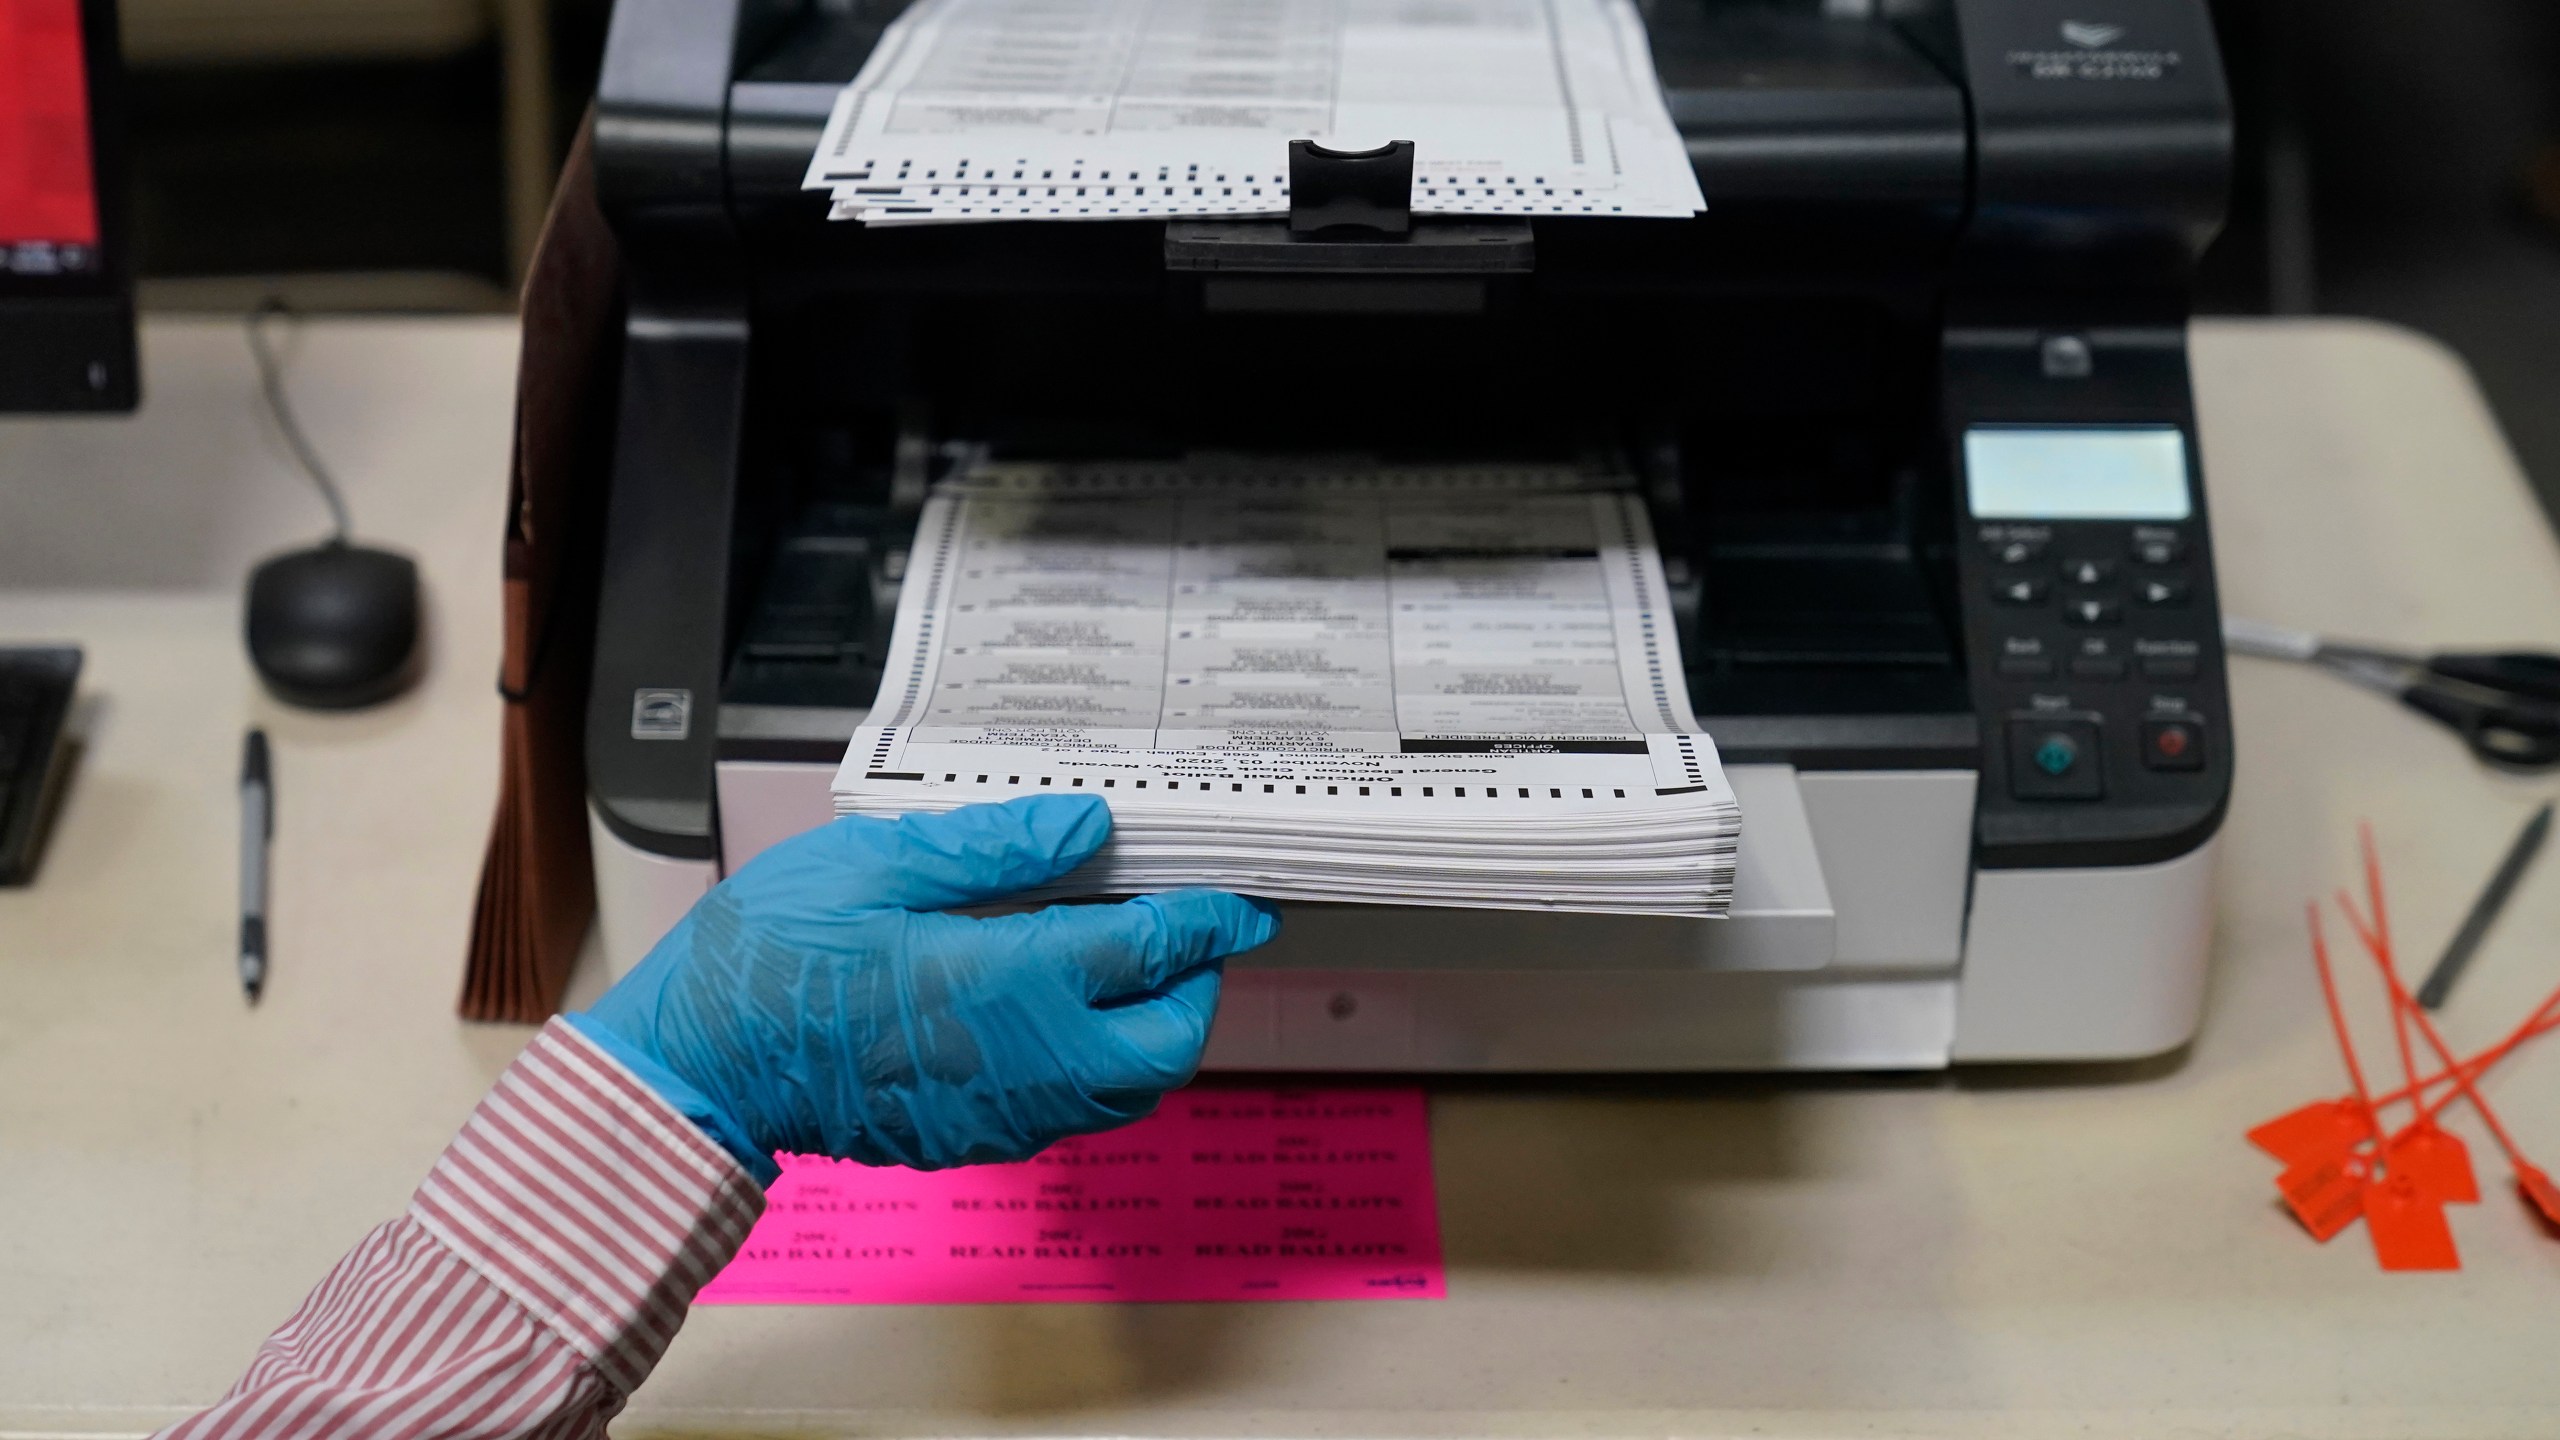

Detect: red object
[2517, 1164, 2560, 1230]
[2249, 1097, 2373, 1168]
[2254, 830, 2560, 1268]
[2337, 835, 2484, 1210]
[2385, 1120, 2480, 1205]
[2306, 906, 2382, 1136]
[2365, 1171, 2462, 1271]
[2279, 1150, 2372, 1242]
[2347, 884, 2553, 1241]
[0, 0, 100, 250]
[2352, 826, 2432, 1128]
[2350, 1005, 2560, 1117]
[2362, 928, 2532, 1164]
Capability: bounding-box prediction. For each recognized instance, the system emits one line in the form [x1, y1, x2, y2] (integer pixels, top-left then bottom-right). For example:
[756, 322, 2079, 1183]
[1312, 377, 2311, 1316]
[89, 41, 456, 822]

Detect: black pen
[2417, 800, 2553, 1010]
[240, 729, 272, 1005]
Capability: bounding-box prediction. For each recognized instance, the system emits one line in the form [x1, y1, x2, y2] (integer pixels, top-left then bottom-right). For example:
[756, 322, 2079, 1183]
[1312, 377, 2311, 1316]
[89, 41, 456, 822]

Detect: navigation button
[2142, 719, 2208, 771]
[2137, 578, 2191, 607]
[2063, 598, 2123, 627]
[1993, 576, 2051, 606]
[2008, 719, 2104, 800]
[2060, 558, 2115, 587]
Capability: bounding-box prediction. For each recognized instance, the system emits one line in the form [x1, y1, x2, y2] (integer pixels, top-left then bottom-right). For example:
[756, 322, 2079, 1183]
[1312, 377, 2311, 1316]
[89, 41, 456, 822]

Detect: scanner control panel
[1975, 517, 2215, 774]
[1946, 408, 2233, 870]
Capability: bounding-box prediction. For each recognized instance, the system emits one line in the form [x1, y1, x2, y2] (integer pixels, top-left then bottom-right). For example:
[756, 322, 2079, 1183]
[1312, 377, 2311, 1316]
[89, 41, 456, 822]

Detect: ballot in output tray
[578, 0, 2236, 1069]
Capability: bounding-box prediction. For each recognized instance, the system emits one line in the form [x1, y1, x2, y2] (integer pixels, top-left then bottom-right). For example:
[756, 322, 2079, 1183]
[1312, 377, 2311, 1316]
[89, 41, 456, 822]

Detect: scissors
[2224, 617, 2560, 770]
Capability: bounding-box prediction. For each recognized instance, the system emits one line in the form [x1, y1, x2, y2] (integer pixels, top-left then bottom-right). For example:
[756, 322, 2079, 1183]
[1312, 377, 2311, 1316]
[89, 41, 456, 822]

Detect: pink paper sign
[698, 1087, 1444, 1305]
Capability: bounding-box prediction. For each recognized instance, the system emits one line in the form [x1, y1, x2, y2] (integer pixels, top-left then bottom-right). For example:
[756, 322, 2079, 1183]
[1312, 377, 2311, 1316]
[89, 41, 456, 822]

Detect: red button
[2141, 719, 2207, 772]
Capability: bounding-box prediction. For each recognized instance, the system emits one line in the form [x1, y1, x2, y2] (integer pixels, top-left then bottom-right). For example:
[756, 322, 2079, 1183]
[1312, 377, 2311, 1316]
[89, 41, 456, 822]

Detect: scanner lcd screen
[1963, 426, 2192, 521]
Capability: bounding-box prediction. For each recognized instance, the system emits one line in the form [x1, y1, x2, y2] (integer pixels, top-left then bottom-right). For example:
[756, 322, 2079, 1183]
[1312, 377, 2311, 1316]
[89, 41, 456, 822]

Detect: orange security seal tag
[2384, 1121, 2479, 1205]
[2278, 1152, 2371, 1243]
[2364, 1172, 2460, 1271]
[2517, 1164, 2560, 1231]
[2249, 1098, 2371, 1167]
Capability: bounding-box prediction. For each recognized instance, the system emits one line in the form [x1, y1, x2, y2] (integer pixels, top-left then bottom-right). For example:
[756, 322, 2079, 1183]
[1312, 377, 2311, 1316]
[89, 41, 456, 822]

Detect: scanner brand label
[2010, 21, 2181, 81]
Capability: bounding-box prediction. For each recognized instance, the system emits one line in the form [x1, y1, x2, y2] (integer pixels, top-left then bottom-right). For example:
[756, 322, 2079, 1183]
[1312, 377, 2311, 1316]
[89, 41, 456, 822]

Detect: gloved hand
[569, 794, 1277, 1185]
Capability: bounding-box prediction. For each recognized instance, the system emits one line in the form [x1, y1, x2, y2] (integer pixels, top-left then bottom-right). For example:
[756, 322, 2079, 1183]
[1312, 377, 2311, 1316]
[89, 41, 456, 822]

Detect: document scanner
[581, 0, 2235, 1069]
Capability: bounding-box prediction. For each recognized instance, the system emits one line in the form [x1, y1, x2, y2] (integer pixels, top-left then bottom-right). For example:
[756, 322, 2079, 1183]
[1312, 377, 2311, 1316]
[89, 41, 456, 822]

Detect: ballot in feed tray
[713, 757, 1849, 974]
[1236, 766, 1837, 974]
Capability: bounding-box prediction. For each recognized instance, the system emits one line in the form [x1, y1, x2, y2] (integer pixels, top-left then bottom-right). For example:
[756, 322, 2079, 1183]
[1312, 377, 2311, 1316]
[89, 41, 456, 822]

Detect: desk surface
[5, 317, 2559, 1440]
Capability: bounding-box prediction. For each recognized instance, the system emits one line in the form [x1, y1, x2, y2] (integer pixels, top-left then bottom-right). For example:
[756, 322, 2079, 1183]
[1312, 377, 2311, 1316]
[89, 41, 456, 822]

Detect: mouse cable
[246, 297, 356, 547]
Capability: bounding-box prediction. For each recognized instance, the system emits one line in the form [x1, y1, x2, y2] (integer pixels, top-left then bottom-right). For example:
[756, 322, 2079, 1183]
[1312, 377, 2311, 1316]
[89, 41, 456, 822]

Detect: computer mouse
[244, 543, 422, 710]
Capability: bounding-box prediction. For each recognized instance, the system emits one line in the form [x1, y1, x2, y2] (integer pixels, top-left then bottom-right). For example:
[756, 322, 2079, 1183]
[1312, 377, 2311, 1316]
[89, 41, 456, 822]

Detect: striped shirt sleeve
[160, 1019, 766, 1440]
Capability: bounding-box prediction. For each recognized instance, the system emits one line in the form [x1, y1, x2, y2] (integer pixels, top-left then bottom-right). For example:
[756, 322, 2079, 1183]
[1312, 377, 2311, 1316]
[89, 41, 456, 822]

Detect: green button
[2008, 719, 2103, 801]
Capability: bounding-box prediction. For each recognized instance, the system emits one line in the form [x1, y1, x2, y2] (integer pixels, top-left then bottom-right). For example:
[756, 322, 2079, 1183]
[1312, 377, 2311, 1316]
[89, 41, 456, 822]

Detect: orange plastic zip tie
[2358, 825, 2427, 1107]
[2336, 855, 2484, 1208]
[2335, 884, 2516, 1123]
[2358, 821, 2392, 945]
[2331, 894, 2414, 1114]
[2359, 918, 2560, 1229]
[2308, 904, 2381, 1133]
[2333, 883, 2482, 1202]
[2370, 1005, 2560, 1114]
[2342, 838, 2474, 1255]
[2520, 1166, 2560, 1232]
[2273, 906, 2385, 1242]
[2257, 917, 2560, 1172]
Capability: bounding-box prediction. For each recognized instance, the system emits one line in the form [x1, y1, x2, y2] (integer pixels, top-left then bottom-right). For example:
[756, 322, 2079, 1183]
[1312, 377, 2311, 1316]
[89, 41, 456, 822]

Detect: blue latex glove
[570, 794, 1276, 1185]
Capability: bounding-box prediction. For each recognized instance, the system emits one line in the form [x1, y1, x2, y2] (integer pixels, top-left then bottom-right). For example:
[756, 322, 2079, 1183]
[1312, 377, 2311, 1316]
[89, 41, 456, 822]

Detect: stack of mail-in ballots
[803, 0, 1705, 225]
[832, 463, 1739, 916]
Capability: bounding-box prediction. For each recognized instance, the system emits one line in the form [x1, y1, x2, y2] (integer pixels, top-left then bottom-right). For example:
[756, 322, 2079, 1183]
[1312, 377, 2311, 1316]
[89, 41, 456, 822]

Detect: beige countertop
[3, 316, 2558, 1439]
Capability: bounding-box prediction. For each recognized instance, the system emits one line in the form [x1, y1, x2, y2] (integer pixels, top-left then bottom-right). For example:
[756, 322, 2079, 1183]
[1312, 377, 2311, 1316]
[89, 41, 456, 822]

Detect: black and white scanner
[581, 0, 2235, 1069]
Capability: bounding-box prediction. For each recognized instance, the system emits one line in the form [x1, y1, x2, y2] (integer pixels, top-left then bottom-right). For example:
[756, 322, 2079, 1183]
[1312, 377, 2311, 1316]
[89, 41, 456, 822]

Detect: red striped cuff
[408, 1019, 766, 1394]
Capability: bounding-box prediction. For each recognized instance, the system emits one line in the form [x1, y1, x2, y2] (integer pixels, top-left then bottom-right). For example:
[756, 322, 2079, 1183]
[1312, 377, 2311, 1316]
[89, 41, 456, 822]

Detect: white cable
[2221, 615, 2324, 662]
[246, 298, 356, 546]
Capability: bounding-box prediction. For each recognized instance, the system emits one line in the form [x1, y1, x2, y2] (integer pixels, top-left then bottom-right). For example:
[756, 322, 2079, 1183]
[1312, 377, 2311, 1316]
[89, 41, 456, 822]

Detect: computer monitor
[0, 0, 135, 412]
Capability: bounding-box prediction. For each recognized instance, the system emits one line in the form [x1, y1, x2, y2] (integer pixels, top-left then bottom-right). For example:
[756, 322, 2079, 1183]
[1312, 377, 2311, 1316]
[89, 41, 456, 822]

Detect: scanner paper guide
[804, 0, 1704, 224]
[831, 463, 1741, 916]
